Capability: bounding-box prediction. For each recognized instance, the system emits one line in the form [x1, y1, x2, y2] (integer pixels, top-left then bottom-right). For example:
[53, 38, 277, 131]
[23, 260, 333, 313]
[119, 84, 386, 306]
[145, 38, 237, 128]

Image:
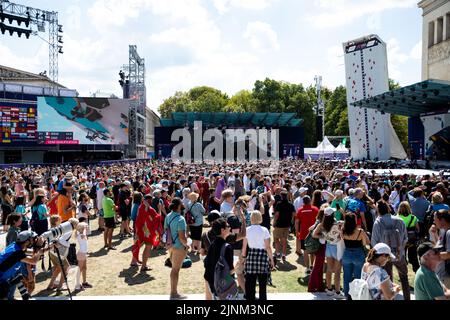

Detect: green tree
[224, 90, 257, 112]
[324, 85, 348, 137]
[158, 91, 191, 118]
[252, 78, 284, 112]
[388, 79, 409, 150]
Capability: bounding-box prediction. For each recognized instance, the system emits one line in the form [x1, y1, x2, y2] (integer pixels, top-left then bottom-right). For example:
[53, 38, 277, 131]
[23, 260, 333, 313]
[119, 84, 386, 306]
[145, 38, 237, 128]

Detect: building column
[434, 18, 439, 45]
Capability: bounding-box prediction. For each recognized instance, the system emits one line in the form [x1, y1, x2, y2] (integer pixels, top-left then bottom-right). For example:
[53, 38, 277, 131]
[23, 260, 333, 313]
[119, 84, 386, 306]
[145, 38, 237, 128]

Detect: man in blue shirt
[0, 231, 44, 300]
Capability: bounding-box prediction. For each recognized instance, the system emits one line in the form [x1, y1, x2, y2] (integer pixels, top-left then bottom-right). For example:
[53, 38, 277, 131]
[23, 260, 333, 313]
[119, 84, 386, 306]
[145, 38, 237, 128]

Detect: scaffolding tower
[122, 45, 146, 159]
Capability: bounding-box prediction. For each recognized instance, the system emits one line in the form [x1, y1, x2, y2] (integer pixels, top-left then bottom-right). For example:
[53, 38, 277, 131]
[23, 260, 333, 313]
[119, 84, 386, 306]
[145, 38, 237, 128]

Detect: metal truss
[0, 0, 62, 95]
[124, 45, 146, 159]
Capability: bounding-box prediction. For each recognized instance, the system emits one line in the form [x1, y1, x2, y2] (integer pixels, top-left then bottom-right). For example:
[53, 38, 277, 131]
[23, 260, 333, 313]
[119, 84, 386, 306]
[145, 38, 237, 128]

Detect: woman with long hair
[341, 212, 370, 299]
[30, 195, 49, 236]
[312, 190, 325, 209]
[307, 204, 327, 293]
[1, 186, 14, 232]
[312, 206, 345, 298]
[360, 243, 402, 300]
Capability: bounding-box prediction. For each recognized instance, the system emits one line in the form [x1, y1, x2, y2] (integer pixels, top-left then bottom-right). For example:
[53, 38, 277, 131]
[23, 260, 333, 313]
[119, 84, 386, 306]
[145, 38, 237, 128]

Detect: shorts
[98, 209, 104, 218]
[325, 243, 338, 260]
[189, 225, 203, 241]
[77, 252, 87, 261]
[273, 227, 289, 240]
[120, 210, 130, 221]
[233, 250, 245, 275]
[300, 240, 306, 250]
[104, 217, 116, 229]
[49, 251, 69, 268]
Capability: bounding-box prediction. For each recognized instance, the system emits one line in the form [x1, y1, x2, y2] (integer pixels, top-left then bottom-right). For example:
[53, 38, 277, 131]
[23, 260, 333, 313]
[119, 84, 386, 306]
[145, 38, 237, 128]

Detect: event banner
[37, 96, 130, 145]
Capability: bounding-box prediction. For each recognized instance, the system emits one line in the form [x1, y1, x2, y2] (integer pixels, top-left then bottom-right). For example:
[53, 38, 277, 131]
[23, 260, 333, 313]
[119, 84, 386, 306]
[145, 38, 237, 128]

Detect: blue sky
[0, 0, 423, 114]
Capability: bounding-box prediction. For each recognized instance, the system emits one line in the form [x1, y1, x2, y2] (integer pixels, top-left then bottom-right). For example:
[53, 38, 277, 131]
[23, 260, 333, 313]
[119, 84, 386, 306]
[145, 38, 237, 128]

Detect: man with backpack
[203, 218, 237, 300]
[371, 200, 409, 299]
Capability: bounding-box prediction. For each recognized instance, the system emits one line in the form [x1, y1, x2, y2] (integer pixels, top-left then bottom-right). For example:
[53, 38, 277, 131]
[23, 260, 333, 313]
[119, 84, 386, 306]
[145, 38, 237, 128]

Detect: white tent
[335, 142, 349, 159]
[304, 136, 336, 159]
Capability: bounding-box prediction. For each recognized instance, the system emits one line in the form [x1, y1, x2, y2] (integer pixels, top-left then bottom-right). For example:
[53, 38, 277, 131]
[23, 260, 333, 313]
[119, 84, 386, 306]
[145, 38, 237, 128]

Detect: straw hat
[188, 192, 199, 201]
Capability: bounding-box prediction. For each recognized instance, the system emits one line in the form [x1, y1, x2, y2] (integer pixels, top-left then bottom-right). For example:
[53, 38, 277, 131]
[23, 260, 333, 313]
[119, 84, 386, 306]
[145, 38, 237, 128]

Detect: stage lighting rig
[0, 0, 63, 94]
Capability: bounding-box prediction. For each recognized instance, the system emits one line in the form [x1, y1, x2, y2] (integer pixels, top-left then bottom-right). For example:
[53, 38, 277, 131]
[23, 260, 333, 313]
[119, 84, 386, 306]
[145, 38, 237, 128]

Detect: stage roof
[350, 79, 450, 117]
[160, 112, 303, 127]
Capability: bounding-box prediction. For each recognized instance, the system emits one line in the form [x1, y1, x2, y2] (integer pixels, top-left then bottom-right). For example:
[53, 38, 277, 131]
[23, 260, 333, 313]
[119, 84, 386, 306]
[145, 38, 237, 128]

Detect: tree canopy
[157, 78, 408, 149]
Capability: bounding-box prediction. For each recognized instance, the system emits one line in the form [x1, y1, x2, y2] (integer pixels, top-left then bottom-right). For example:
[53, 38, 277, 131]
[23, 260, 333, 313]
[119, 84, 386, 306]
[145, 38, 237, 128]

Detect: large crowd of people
[0, 159, 449, 300]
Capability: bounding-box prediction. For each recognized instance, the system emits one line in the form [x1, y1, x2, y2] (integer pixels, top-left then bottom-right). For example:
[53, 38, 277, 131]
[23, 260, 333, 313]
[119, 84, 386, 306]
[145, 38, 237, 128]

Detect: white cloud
[243, 21, 280, 52]
[410, 40, 422, 60]
[366, 13, 381, 30]
[213, 0, 278, 14]
[306, 0, 417, 28]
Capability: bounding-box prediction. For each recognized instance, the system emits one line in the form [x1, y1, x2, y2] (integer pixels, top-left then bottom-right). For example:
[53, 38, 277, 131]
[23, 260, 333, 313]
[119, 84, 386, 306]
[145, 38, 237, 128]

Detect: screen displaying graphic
[37, 97, 130, 145]
[0, 104, 37, 144]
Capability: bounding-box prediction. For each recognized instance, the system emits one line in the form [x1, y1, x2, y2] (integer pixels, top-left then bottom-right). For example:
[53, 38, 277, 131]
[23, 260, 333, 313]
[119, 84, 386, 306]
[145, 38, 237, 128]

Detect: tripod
[52, 243, 73, 300]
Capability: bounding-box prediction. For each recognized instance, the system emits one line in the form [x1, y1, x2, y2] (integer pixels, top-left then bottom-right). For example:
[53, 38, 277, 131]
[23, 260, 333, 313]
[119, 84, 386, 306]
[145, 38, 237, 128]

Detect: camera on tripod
[34, 218, 79, 250]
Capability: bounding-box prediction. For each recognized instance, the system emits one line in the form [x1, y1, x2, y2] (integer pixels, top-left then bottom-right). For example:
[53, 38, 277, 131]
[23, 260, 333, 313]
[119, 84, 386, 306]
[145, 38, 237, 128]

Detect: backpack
[379, 219, 402, 260]
[214, 243, 238, 300]
[349, 267, 379, 300]
[89, 184, 97, 200]
[184, 203, 196, 226]
[304, 229, 321, 254]
[405, 215, 418, 244]
[162, 214, 179, 250]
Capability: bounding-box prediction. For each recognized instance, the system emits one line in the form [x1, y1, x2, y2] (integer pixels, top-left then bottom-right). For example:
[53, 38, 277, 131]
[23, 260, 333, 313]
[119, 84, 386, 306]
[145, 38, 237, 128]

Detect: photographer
[0, 231, 46, 300]
[46, 215, 71, 292]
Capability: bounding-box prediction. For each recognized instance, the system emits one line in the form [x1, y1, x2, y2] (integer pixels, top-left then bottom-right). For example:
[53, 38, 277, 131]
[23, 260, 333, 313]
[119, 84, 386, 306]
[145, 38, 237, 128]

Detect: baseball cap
[324, 207, 336, 216]
[16, 230, 37, 243]
[207, 210, 221, 223]
[417, 242, 439, 259]
[299, 187, 308, 194]
[123, 181, 131, 186]
[373, 243, 396, 259]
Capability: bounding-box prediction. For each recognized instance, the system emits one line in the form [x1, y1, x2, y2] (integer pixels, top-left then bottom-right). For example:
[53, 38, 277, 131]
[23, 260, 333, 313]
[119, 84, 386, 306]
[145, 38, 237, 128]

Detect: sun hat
[65, 172, 74, 180]
[188, 192, 199, 201]
[324, 207, 336, 216]
[373, 243, 396, 259]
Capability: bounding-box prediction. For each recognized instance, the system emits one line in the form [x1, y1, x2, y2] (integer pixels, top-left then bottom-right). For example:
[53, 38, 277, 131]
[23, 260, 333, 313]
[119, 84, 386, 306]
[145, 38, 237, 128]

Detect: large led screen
[37, 97, 130, 145]
[0, 103, 37, 145]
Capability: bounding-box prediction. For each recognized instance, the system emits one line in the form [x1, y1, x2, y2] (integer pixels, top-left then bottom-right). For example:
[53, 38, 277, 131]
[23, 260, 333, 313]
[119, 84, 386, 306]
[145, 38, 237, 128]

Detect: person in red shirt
[131, 194, 162, 272]
[295, 195, 319, 272]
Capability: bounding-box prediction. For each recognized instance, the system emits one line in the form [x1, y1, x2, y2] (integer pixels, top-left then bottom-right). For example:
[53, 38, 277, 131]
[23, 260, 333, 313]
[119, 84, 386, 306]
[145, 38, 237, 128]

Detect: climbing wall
[343, 34, 406, 160]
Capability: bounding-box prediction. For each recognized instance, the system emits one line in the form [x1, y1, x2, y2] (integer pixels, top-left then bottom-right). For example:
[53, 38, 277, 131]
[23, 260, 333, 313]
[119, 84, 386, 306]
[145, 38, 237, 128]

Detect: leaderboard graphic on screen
[37, 97, 130, 145]
[0, 105, 37, 144]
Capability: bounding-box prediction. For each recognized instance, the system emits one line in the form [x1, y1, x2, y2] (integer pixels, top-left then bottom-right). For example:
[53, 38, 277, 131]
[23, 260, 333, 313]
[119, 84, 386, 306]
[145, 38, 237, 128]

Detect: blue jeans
[342, 247, 365, 297]
[7, 284, 16, 300]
